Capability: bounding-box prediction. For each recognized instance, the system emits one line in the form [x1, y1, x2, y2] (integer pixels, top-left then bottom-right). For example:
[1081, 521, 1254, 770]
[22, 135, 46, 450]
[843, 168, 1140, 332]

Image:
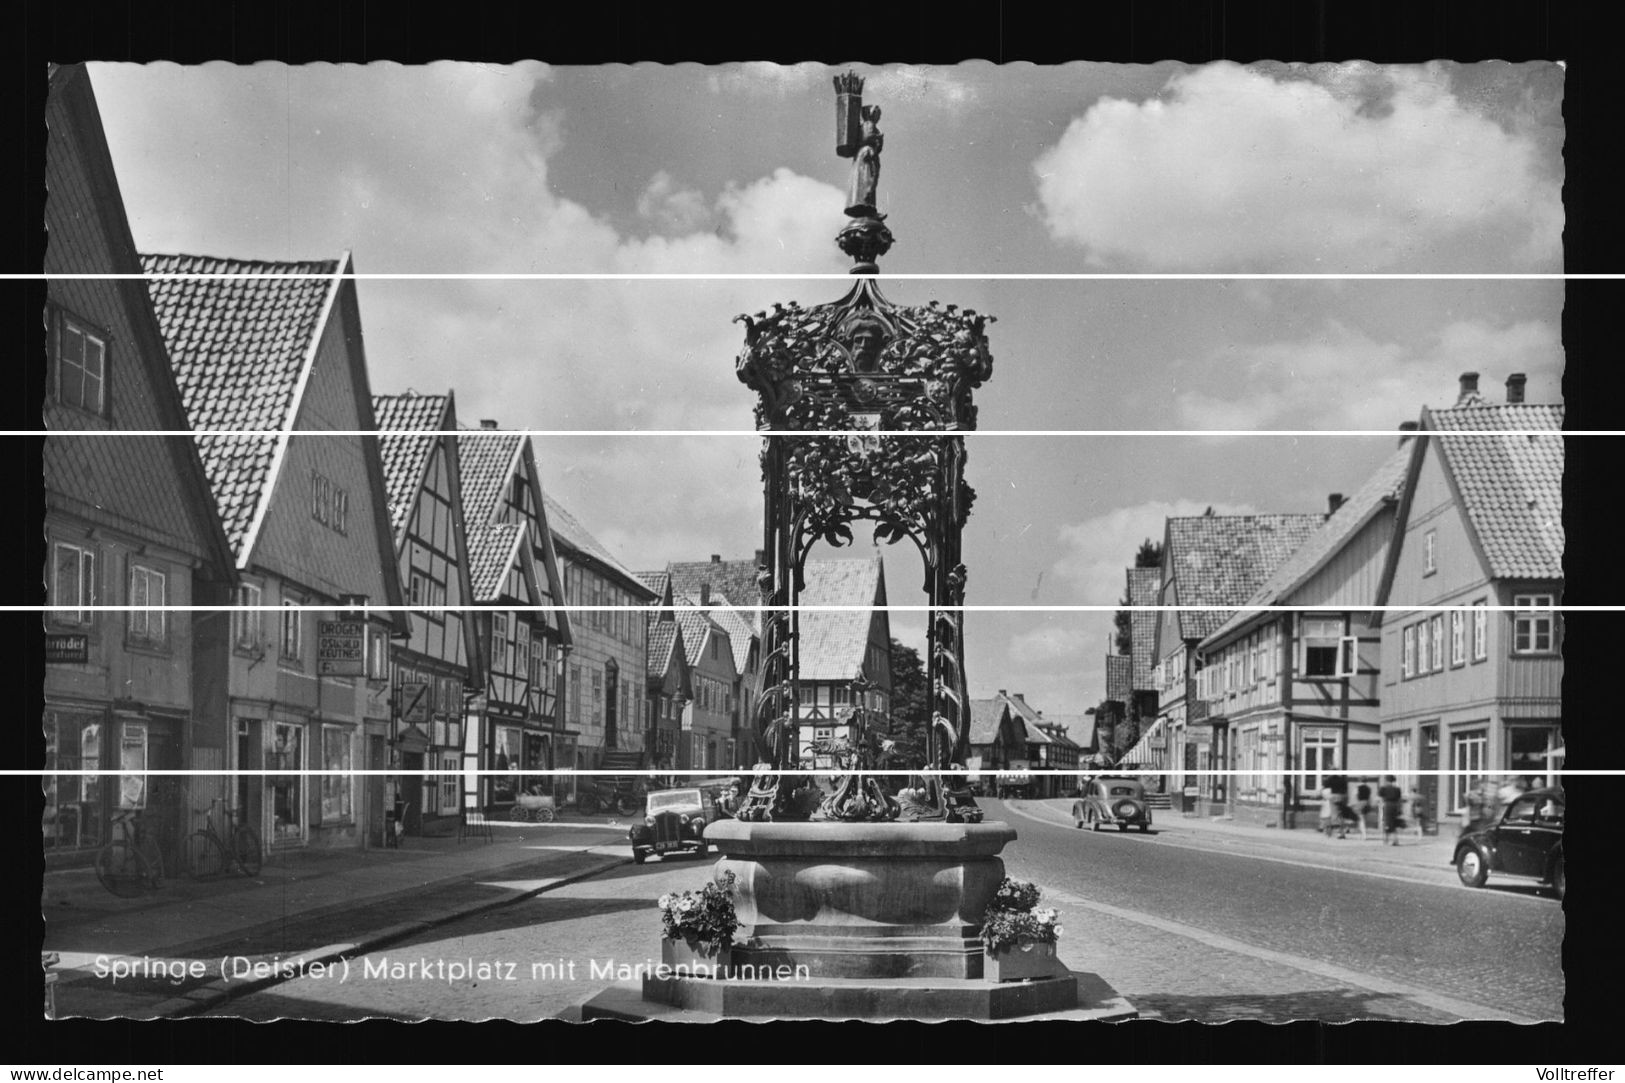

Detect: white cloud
[1174, 318, 1562, 431]
[1008, 624, 1092, 665]
[1052, 499, 1254, 606]
[636, 171, 712, 234]
[1032, 62, 1562, 271]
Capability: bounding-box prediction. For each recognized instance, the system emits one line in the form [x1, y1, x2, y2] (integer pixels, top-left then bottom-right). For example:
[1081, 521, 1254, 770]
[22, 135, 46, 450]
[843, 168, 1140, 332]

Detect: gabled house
[43, 65, 238, 867]
[789, 554, 893, 765]
[1044, 713, 1096, 772]
[672, 600, 739, 773]
[1125, 567, 1163, 759]
[667, 554, 764, 767]
[542, 490, 656, 776]
[456, 423, 571, 810]
[1147, 512, 1324, 806]
[1376, 372, 1563, 823]
[965, 697, 1027, 793]
[1197, 448, 1412, 826]
[635, 571, 691, 773]
[146, 249, 410, 851]
[373, 390, 484, 836]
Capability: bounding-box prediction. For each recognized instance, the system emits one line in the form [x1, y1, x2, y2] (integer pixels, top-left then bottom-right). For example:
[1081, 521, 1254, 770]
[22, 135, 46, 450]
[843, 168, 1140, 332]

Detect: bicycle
[95, 808, 165, 897]
[185, 797, 264, 879]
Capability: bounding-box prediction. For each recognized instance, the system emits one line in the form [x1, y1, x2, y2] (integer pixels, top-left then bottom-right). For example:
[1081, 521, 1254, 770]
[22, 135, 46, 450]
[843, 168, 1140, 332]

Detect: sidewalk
[43, 820, 630, 1018]
[1013, 798, 1461, 880]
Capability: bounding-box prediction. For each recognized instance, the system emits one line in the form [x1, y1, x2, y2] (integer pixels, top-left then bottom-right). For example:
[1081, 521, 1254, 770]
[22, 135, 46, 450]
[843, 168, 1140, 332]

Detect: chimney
[700, 584, 711, 606]
[1457, 371, 1479, 402]
[1398, 420, 1419, 447]
[711, 554, 721, 564]
[1013, 692, 1026, 703]
[997, 688, 1007, 697]
[1506, 373, 1527, 404]
[1327, 493, 1345, 516]
[479, 419, 499, 430]
[754, 549, 765, 566]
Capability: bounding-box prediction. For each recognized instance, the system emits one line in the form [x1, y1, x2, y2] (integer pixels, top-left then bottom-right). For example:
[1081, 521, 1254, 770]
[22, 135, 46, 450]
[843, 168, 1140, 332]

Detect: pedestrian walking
[1327, 774, 1351, 839]
[1379, 774, 1404, 846]
[1354, 779, 1373, 841]
[1319, 785, 1337, 838]
[1406, 787, 1427, 839]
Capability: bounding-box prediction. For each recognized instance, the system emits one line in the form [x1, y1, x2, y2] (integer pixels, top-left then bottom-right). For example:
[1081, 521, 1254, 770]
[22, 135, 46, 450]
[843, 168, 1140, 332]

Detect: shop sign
[399, 680, 431, 724]
[317, 619, 366, 675]
[45, 633, 89, 664]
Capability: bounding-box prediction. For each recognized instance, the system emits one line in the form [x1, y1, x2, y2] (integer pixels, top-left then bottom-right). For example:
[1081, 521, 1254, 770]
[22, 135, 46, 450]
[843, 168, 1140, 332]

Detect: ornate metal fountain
[734, 71, 995, 825]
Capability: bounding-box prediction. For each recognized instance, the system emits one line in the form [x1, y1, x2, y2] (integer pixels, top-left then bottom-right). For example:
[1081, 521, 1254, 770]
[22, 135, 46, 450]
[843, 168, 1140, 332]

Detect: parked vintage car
[1453, 786, 1564, 899]
[1072, 776, 1152, 833]
[629, 787, 719, 864]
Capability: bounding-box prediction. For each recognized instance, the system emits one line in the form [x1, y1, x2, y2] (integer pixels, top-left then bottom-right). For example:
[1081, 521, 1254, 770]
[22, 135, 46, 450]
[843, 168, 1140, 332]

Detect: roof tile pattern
[795, 556, 883, 682]
[142, 253, 338, 556]
[455, 429, 524, 526]
[702, 591, 757, 672]
[1167, 514, 1324, 641]
[373, 392, 447, 540]
[669, 557, 765, 632]
[646, 617, 681, 681]
[1105, 654, 1132, 702]
[674, 606, 722, 670]
[465, 522, 524, 601]
[1429, 402, 1564, 580]
[1205, 446, 1413, 645]
[1127, 567, 1161, 690]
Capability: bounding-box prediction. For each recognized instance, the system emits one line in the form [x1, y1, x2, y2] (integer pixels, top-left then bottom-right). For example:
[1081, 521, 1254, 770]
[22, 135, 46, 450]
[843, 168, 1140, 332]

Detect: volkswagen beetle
[1453, 786, 1564, 899]
[629, 787, 717, 864]
[1072, 776, 1152, 833]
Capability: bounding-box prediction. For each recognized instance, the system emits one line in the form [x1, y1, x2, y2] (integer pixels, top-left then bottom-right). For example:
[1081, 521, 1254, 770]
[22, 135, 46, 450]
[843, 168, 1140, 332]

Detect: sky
[80, 60, 1566, 718]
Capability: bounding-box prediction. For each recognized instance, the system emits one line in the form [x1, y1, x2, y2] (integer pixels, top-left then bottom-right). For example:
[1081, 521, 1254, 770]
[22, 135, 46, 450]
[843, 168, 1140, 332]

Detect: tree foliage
[884, 637, 930, 768]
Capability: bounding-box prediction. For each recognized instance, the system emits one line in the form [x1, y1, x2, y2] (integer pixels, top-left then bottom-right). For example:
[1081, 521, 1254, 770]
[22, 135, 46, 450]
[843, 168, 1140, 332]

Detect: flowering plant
[657, 871, 739, 949]
[980, 877, 1062, 953]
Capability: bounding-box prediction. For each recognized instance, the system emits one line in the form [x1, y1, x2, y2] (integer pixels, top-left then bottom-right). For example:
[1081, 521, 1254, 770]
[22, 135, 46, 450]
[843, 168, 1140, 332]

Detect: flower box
[661, 934, 732, 978]
[985, 938, 1065, 983]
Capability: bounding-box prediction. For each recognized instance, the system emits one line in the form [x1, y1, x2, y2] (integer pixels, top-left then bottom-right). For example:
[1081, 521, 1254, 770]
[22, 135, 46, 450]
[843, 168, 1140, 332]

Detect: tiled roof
[646, 616, 681, 682]
[795, 556, 884, 682]
[1047, 712, 1097, 753]
[373, 391, 448, 541]
[674, 606, 725, 671]
[455, 429, 524, 525]
[703, 591, 758, 673]
[1204, 446, 1413, 646]
[142, 253, 339, 556]
[669, 557, 765, 632]
[1127, 568, 1161, 691]
[1167, 513, 1324, 641]
[967, 698, 1007, 746]
[999, 692, 1051, 745]
[1105, 654, 1132, 702]
[634, 570, 671, 602]
[465, 522, 525, 602]
[1429, 401, 1564, 580]
[542, 491, 649, 595]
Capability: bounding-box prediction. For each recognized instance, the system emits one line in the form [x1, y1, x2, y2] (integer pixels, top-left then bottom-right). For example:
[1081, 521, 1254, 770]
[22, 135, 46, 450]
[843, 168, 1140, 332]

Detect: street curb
[146, 849, 630, 1019]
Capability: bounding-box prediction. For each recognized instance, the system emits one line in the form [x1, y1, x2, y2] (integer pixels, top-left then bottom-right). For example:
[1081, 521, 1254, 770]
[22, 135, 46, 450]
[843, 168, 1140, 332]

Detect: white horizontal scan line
[6, 768, 1602, 777]
[24, 272, 1599, 281]
[14, 603, 1610, 612]
[24, 428, 1596, 438]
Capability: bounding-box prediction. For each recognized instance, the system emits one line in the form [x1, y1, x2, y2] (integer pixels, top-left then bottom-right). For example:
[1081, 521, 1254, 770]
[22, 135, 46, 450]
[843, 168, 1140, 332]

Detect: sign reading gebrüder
[317, 619, 366, 676]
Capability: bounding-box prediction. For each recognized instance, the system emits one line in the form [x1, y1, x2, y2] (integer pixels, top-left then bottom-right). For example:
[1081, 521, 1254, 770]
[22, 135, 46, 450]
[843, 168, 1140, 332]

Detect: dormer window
[53, 308, 109, 417]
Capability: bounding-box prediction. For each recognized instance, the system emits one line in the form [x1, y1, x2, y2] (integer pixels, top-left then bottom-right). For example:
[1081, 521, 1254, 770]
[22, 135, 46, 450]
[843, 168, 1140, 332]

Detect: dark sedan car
[1453, 787, 1564, 899]
[1072, 776, 1152, 833]
[629, 787, 718, 864]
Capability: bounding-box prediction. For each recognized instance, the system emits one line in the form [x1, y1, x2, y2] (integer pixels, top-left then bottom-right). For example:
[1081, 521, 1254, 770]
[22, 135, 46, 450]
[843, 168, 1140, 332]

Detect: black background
[9, 0, 1615, 1066]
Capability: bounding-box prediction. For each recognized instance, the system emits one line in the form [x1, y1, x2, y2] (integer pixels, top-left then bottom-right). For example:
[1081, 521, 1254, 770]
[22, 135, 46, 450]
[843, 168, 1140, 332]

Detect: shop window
[53, 309, 109, 416]
[1512, 595, 1556, 654]
[1508, 726, 1560, 789]
[118, 722, 148, 809]
[127, 564, 167, 646]
[52, 541, 97, 627]
[320, 725, 352, 822]
[43, 711, 102, 851]
[1299, 730, 1339, 796]
[1450, 729, 1488, 814]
